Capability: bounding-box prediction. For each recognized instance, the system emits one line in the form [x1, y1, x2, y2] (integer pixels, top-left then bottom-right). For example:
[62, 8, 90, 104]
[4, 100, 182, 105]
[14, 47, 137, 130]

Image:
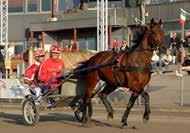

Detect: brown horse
[75, 19, 165, 127]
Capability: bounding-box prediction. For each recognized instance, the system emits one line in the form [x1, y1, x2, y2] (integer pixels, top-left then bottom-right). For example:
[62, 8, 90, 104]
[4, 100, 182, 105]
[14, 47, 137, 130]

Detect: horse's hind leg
[82, 95, 93, 126]
[82, 75, 99, 126]
[82, 97, 87, 125]
[99, 85, 116, 120]
[86, 100, 93, 123]
[121, 92, 138, 128]
[141, 91, 151, 122]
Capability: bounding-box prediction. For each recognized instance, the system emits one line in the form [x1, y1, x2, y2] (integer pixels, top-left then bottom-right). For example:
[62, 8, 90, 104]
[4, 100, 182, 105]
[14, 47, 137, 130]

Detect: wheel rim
[74, 100, 84, 122]
[23, 101, 37, 125]
[75, 108, 83, 122]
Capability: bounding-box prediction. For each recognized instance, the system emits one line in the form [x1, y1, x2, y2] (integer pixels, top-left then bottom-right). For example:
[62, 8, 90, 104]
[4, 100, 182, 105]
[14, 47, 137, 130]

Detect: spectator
[79, 0, 88, 11]
[160, 49, 173, 69]
[170, 32, 180, 64]
[177, 47, 186, 65]
[68, 39, 74, 51]
[178, 52, 190, 76]
[181, 64, 190, 75]
[120, 39, 129, 51]
[73, 0, 80, 12]
[63, 43, 69, 52]
[7, 42, 15, 58]
[68, 39, 79, 52]
[175, 47, 186, 76]
[151, 50, 160, 72]
[64, 0, 73, 13]
[185, 30, 190, 47]
[112, 38, 119, 52]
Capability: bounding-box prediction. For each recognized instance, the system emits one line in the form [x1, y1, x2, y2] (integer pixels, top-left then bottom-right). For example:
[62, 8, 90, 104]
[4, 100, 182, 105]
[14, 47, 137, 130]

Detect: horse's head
[148, 18, 166, 51]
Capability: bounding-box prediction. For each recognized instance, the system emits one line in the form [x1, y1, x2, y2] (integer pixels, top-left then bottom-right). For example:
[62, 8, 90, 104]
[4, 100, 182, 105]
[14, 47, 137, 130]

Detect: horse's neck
[135, 34, 153, 61]
[136, 34, 150, 50]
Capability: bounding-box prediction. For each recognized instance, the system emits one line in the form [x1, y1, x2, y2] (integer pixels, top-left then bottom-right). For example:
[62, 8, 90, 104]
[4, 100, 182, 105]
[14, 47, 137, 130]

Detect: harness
[111, 29, 157, 87]
[111, 51, 152, 87]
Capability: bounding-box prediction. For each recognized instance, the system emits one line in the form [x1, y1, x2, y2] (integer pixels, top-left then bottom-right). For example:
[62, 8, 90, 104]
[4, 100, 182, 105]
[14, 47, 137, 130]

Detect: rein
[111, 30, 154, 86]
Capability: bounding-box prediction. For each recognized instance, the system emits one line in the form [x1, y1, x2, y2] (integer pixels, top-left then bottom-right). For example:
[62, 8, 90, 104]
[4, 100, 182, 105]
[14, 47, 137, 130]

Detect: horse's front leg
[99, 93, 114, 120]
[141, 91, 151, 122]
[86, 101, 93, 124]
[121, 92, 138, 128]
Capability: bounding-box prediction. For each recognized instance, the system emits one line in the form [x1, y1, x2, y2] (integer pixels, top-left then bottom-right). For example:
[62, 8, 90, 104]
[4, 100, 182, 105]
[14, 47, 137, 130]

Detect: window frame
[8, 0, 24, 14]
[26, 0, 38, 13]
[41, 0, 52, 12]
[57, 0, 67, 12]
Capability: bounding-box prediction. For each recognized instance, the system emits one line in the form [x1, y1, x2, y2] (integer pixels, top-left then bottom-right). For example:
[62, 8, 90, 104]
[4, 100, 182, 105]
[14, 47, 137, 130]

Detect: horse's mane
[74, 51, 115, 72]
[128, 26, 149, 52]
[74, 25, 149, 72]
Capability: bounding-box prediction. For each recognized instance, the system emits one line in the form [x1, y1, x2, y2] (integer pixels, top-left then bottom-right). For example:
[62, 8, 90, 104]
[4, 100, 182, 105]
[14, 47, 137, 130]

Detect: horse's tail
[74, 59, 90, 72]
[73, 51, 115, 77]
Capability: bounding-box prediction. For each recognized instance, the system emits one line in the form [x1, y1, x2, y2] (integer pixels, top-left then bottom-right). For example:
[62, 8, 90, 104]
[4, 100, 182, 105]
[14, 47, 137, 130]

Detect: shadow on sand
[0, 112, 118, 128]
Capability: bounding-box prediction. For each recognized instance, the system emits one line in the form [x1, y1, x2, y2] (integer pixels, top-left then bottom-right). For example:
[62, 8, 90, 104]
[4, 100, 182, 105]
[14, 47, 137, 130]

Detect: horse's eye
[151, 32, 156, 35]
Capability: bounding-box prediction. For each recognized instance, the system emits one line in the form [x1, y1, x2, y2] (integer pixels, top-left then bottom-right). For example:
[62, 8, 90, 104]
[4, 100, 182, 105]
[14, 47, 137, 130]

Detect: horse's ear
[141, 25, 148, 32]
[159, 19, 162, 25]
[159, 19, 163, 29]
[151, 18, 155, 24]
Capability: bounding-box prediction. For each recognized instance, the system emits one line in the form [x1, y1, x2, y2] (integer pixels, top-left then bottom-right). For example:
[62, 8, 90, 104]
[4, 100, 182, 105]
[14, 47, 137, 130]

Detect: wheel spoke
[28, 115, 32, 122]
[23, 100, 38, 125]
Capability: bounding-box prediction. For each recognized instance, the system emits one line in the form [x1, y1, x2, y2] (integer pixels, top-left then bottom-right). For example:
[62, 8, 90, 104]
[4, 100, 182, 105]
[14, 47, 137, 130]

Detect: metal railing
[0, 72, 190, 108]
[149, 0, 188, 5]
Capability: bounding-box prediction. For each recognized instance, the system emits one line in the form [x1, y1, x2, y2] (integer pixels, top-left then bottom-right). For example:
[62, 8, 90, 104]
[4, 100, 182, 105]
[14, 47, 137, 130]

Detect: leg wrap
[122, 94, 138, 122]
[100, 95, 114, 114]
[141, 92, 151, 113]
[88, 102, 93, 118]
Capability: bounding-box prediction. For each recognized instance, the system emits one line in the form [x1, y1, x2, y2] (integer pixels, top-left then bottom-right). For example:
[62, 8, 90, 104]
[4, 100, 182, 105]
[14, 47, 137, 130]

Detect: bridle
[125, 25, 161, 54]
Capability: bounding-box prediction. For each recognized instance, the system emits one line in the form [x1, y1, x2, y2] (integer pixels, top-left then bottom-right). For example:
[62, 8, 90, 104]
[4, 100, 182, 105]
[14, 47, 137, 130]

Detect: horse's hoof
[143, 119, 148, 124]
[107, 115, 113, 121]
[86, 119, 95, 127]
[120, 122, 128, 129]
[81, 123, 89, 128]
[86, 117, 91, 124]
[108, 113, 113, 118]
[143, 112, 150, 121]
[131, 126, 137, 130]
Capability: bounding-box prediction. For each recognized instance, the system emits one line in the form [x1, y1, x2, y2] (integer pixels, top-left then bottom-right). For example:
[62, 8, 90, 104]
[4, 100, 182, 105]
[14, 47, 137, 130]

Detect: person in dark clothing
[170, 32, 180, 64]
[120, 39, 129, 51]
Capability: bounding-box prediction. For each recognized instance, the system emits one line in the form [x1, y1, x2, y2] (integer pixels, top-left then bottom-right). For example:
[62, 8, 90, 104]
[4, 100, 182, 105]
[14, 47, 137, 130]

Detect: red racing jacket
[24, 61, 41, 83]
[38, 58, 65, 88]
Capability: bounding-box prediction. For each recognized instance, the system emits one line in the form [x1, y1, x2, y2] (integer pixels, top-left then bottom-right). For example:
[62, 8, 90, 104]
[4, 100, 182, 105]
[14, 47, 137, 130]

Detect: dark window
[125, 0, 142, 7]
[58, 0, 67, 11]
[8, 0, 24, 13]
[14, 42, 24, 55]
[87, 37, 97, 50]
[27, 0, 37, 12]
[41, 0, 51, 11]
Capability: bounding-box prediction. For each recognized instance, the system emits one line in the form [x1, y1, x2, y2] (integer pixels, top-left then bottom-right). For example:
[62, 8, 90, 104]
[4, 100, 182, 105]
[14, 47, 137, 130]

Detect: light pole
[140, 0, 146, 25]
[180, 8, 190, 43]
[0, 0, 8, 78]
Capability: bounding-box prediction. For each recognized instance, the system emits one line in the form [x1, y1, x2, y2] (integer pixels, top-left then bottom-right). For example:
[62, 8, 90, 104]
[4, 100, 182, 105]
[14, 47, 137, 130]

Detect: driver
[24, 48, 45, 98]
[38, 44, 65, 95]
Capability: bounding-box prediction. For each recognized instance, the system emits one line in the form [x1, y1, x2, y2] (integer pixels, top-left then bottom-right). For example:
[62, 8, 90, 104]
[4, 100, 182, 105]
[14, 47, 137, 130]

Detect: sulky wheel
[22, 98, 40, 126]
[74, 107, 83, 122]
[72, 97, 84, 122]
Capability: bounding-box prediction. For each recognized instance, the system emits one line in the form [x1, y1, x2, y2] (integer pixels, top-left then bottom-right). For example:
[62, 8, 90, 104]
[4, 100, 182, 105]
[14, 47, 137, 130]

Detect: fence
[0, 79, 23, 100]
[0, 73, 190, 108]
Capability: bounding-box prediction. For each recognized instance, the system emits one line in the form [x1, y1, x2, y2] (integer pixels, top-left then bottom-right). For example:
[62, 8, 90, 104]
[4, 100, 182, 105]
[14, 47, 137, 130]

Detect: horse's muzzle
[159, 44, 168, 53]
